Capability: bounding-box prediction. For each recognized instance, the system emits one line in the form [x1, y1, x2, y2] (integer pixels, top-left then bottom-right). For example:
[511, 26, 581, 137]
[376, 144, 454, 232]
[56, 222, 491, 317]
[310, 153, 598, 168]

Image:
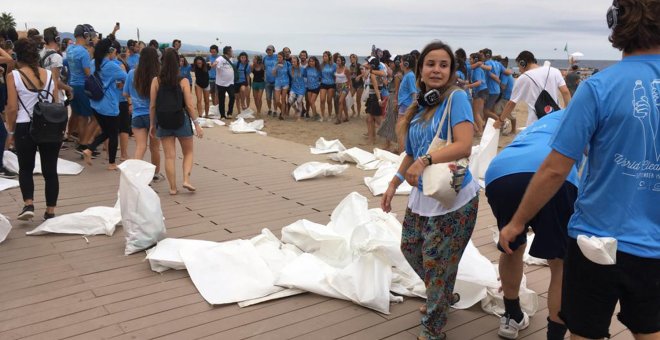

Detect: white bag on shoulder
[421, 91, 469, 207]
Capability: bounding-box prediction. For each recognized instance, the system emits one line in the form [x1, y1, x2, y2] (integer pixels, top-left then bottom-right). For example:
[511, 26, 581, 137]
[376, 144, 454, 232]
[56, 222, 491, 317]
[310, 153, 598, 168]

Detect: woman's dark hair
[93, 38, 113, 74]
[14, 38, 43, 87]
[609, 0, 660, 53]
[179, 55, 188, 67]
[134, 47, 159, 98]
[455, 48, 467, 78]
[159, 48, 181, 87]
[308, 56, 321, 72]
[192, 56, 207, 72]
[515, 50, 537, 66]
[238, 51, 248, 64]
[398, 40, 459, 138]
[148, 39, 159, 48]
[322, 51, 333, 66]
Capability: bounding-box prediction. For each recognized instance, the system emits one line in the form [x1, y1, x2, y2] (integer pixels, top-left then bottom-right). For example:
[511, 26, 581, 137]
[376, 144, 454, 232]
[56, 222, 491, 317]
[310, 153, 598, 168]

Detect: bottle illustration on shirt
[633, 80, 660, 163]
[633, 80, 650, 118]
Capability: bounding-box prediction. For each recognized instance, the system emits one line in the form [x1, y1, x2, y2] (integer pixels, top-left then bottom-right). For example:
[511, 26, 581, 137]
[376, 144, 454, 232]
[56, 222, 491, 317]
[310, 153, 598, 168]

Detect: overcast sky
[11, 0, 621, 60]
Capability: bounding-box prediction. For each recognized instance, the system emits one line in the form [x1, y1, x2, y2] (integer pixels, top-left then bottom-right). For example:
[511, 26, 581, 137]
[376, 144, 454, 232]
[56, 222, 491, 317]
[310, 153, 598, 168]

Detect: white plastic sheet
[309, 137, 347, 155]
[180, 239, 282, 305]
[0, 213, 11, 244]
[292, 162, 348, 181]
[3, 151, 84, 175]
[229, 118, 264, 134]
[469, 119, 499, 187]
[329, 147, 377, 168]
[26, 206, 121, 236]
[236, 109, 255, 120]
[0, 178, 19, 192]
[145, 238, 219, 272]
[118, 160, 166, 255]
[364, 163, 412, 196]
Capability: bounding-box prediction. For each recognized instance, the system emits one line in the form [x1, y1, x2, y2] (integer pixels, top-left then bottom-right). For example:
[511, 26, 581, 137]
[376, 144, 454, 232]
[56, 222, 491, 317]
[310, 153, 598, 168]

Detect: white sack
[345, 94, 355, 110]
[195, 118, 216, 128]
[310, 137, 347, 155]
[329, 147, 377, 168]
[469, 119, 499, 187]
[229, 118, 264, 133]
[209, 105, 220, 116]
[4, 151, 84, 175]
[452, 240, 500, 309]
[328, 253, 392, 314]
[364, 163, 412, 196]
[26, 206, 121, 236]
[292, 162, 348, 181]
[180, 239, 282, 305]
[118, 160, 166, 255]
[372, 148, 402, 164]
[212, 119, 226, 126]
[237, 288, 306, 308]
[0, 178, 19, 192]
[145, 238, 219, 272]
[577, 235, 617, 265]
[249, 228, 303, 278]
[0, 213, 11, 244]
[275, 253, 345, 300]
[236, 109, 255, 120]
[281, 219, 351, 267]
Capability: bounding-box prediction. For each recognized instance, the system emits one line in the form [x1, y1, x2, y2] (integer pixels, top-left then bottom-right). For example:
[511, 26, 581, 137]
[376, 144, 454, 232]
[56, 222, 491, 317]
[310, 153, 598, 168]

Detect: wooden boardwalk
[0, 125, 634, 340]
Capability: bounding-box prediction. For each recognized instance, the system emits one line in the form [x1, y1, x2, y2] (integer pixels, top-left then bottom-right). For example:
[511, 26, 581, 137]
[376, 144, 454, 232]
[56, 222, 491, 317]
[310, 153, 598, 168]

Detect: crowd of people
[0, 0, 658, 339]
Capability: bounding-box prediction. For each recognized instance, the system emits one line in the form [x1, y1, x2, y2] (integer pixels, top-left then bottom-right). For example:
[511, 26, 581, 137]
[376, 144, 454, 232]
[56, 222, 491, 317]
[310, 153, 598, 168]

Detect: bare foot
[169, 189, 178, 195]
[182, 183, 196, 192]
[419, 304, 427, 314]
[107, 163, 118, 171]
[82, 149, 93, 166]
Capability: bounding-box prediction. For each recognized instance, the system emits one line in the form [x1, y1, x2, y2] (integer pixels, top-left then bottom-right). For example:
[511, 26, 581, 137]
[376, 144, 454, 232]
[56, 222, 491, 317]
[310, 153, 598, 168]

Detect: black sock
[503, 297, 524, 323]
[546, 317, 567, 340]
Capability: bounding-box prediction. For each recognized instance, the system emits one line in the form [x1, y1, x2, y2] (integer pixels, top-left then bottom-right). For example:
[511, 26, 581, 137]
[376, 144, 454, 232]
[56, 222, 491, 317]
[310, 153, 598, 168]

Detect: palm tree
[0, 12, 16, 32]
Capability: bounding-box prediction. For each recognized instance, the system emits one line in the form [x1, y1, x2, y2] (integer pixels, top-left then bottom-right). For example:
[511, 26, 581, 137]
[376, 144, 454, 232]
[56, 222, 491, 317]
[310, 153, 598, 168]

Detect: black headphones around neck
[417, 89, 441, 108]
[606, 0, 620, 30]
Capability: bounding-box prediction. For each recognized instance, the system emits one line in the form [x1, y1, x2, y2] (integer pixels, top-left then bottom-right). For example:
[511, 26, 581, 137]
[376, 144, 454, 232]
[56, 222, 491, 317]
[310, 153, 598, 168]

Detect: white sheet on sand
[364, 163, 412, 196]
[309, 137, 347, 155]
[329, 147, 377, 168]
[3, 151, 84, 175]
[229, 118, 265, 134]
[26, 206, 121, 236]
[196, 118, 225, 128]
[469, 119, 499, 188]
[145, 238, 219, 272]
[292, 162, 349, 181]
[0, 213, 11, 244]
[0, 178, 19, 192]
[236, 109, 255, 120]
[144, 192, 537, 316]
[119, 160, 166, 255]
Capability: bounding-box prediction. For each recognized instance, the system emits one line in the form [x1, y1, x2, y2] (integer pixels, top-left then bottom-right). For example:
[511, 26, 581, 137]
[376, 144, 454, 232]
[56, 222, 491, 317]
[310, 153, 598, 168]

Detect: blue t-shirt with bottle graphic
[290, 67, 306, 95]
[304, 67, 321, 90]
[66, 44, 91, 86]
[122, 69, 150, 117]
[321, 63, 337, 85]
[264, 54, 278, 84]
[550, 54, 660, 259]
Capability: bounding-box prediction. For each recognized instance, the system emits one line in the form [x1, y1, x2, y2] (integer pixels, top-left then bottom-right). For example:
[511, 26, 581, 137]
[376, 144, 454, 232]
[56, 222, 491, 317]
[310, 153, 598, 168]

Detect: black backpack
[525, 67, 561, 119]
[16, 70, 68, 144]
[155, 81, 185, 129]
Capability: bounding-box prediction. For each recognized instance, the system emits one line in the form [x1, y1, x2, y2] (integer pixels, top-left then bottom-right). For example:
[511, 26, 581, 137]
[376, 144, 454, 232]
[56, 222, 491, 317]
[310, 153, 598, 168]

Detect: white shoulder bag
[421, 91, 470, 207]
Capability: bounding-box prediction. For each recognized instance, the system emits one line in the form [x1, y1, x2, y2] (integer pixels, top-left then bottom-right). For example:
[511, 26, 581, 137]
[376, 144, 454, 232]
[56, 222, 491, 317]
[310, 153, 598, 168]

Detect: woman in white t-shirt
[5, 38, 61, 221]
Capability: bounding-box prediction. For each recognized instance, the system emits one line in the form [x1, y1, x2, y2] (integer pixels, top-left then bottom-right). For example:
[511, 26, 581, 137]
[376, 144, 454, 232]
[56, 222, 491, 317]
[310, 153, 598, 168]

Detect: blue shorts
[70, 85, 93, 117]
[132, 115, 150, 129]
[274, 84, 289, 91]
[265, 82, 275, 100]
[156, 114, 193, 138]
[485, 94, 500, 109]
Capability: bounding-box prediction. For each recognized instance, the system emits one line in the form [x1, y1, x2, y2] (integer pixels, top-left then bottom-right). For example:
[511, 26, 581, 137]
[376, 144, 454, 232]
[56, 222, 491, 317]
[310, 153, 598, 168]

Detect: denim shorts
[265, 82, 275, 100]
[132, 114, 150, 129]
[274, 84, 289, 91]
[156, 114, 193, 138]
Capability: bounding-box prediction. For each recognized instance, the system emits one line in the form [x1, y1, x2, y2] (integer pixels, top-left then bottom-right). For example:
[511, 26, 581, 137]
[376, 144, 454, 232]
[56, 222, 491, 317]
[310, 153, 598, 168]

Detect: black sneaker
[227, 113, 233, 118]
[91, 151, 101, 159]
[74, 145, 85, 155]
[17, 205, 34, 221]
[44, 212, 55, 220]
[267, 110, 272, 116]
[0, 166, 17, 179]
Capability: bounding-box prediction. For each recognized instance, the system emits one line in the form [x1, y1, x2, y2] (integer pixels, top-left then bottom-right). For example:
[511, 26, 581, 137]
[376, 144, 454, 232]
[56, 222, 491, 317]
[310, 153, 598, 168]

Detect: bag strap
[542, 66, 552, 90]
[16, 69, 54, 102]
[431, 89, 458, 144]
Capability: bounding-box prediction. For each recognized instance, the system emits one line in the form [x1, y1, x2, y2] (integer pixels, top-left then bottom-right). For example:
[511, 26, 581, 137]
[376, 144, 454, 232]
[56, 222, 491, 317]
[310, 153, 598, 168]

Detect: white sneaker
[498, 312, 529, 339]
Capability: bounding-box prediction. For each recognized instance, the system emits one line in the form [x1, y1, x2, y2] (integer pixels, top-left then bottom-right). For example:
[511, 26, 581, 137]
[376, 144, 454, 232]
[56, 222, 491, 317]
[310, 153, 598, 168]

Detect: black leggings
[14, 123, 61, 207]
[88, 111, 119, 164]
[217, 84, 235, 115]
[118, 101, 132, 134]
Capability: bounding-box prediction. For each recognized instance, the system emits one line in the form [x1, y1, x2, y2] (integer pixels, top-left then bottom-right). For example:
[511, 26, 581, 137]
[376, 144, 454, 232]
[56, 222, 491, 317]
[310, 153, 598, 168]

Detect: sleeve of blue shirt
[550, 84, 598, 162]
[123, 70, 133, 96]
[110, 62, 128, 82]
[449, 90, 474, 128]
[405, 126, 414, 156]
[81, 50, 91, 69]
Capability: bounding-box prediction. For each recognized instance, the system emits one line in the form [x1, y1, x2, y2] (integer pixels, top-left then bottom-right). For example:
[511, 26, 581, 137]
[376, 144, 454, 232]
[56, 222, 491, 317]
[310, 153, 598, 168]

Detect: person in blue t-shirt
[500, 2, 660, 338]
[67, 24, 97, 152]
[485, 110, 579, 339]
[122, 47, 161, 179]
[319, 51, 337, 122]
[272, 51, 290, 119]
[397, 54, 417, 117]
[235, 52, 251, 113]
[81, 38, 127, 170]
[263, 45, 278, 116]
[206, 45, 219, 106]
[178, 55, 192, 87]
[288, 56, 306, 120]
[303, 56, 322, 119]
[381, 41, 479, 340]
[468, 53, 488, 133]
[126, 39, 140, 70]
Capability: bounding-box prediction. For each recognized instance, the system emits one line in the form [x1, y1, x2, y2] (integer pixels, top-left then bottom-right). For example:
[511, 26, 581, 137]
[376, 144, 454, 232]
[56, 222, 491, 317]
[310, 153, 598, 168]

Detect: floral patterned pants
[401, 196, 479, 339]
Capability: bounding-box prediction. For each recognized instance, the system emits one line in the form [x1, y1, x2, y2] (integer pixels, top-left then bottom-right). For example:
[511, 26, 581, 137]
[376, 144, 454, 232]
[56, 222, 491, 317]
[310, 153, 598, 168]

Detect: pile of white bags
[329, 147, 378, 168]
[364, 163, 413, 196]
[3, 151, 84, 175]
[26, 206, 121, 236]
[0, 213, 11, 244]
[118, 160, 166, 255]
[229, 118, 265, 134]
[309, 137, 346, 155]
[292, 162, 349, 181]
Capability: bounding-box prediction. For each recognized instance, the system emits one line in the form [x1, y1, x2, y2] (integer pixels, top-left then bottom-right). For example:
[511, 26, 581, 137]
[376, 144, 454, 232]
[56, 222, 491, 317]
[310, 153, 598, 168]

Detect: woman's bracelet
[394, 172, 404, 182]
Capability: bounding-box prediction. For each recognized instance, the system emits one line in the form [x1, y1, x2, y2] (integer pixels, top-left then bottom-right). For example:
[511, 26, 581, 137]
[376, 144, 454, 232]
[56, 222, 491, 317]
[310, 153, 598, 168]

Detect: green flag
[564, 43, 568, 52]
